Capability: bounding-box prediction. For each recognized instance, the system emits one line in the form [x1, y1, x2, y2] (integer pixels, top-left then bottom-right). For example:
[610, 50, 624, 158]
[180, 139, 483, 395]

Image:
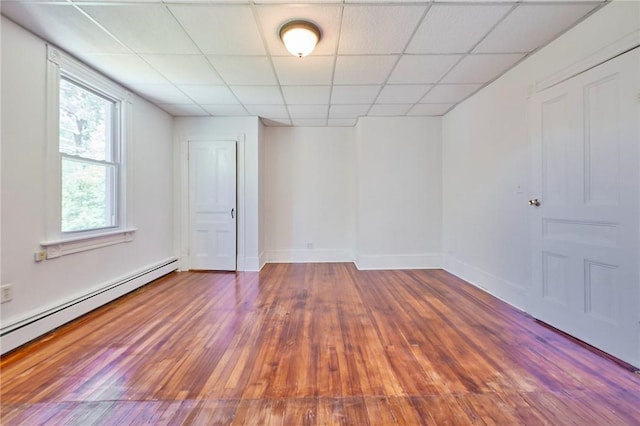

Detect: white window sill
[41, 228, 137, 259]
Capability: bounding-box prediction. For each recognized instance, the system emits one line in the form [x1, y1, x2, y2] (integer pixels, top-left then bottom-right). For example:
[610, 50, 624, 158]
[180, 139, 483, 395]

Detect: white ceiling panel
[334, 55, 398, 85]
[408, 103, 454, 116]
[442, 53, 525, 84]
[177, 85, 239, 104]
[282, 86, 331, 105]
[169, 5, 265, 55]
[83, 54, 167, 85]
[129, 84, 193, 104]
[388, 55, 462, 84]
[1, 3, 127, 54]
[329, 104, 370, 119]
[368, 104, 413, 116]
[208, 56, 277, 85]
[81, 4, 199, 54]
[272, 56, 334, 85]
[3, 0, 604, 125]
[406, 4, 511, 54]
[331, 85, 381, 105]
[474, 3, 599, 53]
[246, 105, 289, 118]
[339, 5, 426, 54]
[201, 105, 249, 116]
[292, 118, 328, 126]
[255, 5, 342, 56]
[376, 84, 432, 104]
[158, 104, 208, 116]
[231, 86, 284, 105]
[420, 84, 482, 103]
[142, 54, 224, 85]
[328, 118, 358, 126]
[288, 105, 328, 119]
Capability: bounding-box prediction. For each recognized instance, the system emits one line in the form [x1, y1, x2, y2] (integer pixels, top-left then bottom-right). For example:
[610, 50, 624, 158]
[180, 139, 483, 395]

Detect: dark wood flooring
[2, 263, 640, 424]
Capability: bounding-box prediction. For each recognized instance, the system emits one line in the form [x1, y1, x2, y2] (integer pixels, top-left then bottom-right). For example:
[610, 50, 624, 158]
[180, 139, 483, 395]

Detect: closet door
[529, 49, 639, 366]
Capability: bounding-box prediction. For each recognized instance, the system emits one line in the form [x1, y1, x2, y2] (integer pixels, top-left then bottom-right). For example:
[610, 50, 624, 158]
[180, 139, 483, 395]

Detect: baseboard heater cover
[0, 258, 178, 355]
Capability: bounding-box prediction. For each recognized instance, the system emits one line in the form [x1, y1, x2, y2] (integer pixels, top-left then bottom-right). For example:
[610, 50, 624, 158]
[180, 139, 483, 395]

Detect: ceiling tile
[201, 105, 249, 116]
[207, 56, 277, 85]
[281, 86, 331, 105]
[376, 84, 432, 104]
[420, 84, 482, 103]
[291, 118, 328, 126]
[406, 4, 511, 54]
[388, 55, 462, 84]
[177, 85, 239, 104]
[288, 105, 328, 119]
[83, 54, 167, 85]
[169, 5, 265, 55]
[80, 4, 198, 54]
[129, 84, 193, 104]
[328, 118, 358, 126]
[158, 104, 208, 116]
[142, 54, 223, 85]
[441, 53, 525, 84]
[246, 105, 289, 119]
[339, 5, 427, 54]
[334, 55, 399, 85]
[231, 86, 284, 105]
[329, 104, 370, 119]
[0, 3, 127, 54]
[272, 56, 334, 85]
[368, 104, 413, 116]
[262, 118, 292, 126]
[474, 3, 599, 53]
[408, 103, 454, 116]
[255, 5, 342, 56]
[331, 85, 381, 105]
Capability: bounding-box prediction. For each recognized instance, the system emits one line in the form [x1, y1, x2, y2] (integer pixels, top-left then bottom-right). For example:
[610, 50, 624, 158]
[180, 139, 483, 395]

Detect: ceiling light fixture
[279, 20, 321, 58]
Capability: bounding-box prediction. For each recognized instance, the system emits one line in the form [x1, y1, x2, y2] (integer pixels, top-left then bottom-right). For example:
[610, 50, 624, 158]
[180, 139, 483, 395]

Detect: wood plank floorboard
[2, 263, 640, 424]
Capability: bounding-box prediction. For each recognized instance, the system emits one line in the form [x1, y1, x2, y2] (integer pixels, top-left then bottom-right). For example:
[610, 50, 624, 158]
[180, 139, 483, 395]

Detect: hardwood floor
[2, 263, 640, 425]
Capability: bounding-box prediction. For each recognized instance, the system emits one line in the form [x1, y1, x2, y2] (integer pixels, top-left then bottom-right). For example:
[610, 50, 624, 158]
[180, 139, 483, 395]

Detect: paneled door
[188, 140, 237, 271]
[529, 48, 639, 366]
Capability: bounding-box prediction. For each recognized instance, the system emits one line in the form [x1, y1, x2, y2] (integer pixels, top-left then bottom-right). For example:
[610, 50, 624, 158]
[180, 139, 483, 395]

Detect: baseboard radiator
[0, 258, 178, 355]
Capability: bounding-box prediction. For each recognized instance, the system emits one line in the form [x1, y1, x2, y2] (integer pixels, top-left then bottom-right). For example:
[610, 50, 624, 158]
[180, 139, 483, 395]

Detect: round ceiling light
[279, 20, 321, 58]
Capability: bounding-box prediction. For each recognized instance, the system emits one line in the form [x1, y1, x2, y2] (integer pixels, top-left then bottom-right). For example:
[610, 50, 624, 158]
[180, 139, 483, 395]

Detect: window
[42, 46, 135, 258]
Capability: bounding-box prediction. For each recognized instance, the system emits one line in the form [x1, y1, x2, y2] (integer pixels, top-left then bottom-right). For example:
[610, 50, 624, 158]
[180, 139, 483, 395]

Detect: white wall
[442, 1, 640, 309]
[356, 117, 442, 269]
[264, 126, 355, 263]
[173, 116, 262, 271]
[1, 18, 176, 352]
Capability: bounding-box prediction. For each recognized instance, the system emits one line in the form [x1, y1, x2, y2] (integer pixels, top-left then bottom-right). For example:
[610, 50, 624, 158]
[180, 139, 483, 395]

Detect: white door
[188, 140, 237, 271]
[529, 49, 639, 366]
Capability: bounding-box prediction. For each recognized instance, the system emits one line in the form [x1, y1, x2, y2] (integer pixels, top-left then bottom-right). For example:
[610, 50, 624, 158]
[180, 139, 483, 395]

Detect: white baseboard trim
[258, 251, 267, 271]
[241, 256, 261, 272]
[354, 253, 442, 270]
[443, 254, 526, 310]
[266, 249, 354, 264]
[0, 257, 178, 355]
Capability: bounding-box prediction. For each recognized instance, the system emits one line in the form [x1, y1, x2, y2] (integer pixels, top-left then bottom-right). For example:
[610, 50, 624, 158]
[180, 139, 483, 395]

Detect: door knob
[528, 198, 541, 207]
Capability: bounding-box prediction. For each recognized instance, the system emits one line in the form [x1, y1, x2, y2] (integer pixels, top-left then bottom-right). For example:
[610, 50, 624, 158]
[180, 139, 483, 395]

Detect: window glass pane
[61, 158, 116, 233]
[59, 78, 114, 161]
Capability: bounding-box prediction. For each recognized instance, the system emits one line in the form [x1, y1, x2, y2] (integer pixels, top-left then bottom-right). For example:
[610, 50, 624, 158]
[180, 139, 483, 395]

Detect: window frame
[42, 46, 136, 259]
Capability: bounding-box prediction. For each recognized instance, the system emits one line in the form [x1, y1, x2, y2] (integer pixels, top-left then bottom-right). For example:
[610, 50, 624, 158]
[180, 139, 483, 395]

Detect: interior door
[188, 140, 237, 271]
[529, 48, 639, 366]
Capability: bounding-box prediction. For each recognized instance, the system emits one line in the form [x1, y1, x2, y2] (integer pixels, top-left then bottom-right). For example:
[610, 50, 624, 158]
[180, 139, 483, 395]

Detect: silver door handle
[231, 208, 235, 219]
[528, 198, 541, 207]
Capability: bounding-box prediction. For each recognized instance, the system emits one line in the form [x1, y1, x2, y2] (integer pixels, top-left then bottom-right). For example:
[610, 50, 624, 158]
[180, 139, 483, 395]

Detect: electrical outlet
[306, 242, 313, 249]
[1, 284, 13, 303]
[34, 250, 47, 262]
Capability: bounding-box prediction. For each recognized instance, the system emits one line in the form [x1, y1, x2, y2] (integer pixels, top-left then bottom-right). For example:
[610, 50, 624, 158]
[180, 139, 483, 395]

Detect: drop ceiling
[1, 0, 606, 126]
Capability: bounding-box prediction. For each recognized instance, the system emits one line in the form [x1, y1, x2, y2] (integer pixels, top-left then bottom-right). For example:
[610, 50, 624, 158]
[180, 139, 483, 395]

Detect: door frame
[179, 134, 246, 272]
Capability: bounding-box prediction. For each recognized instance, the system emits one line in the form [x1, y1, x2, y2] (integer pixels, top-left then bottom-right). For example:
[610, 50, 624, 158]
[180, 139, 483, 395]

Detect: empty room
[1, 0, 639, 423]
